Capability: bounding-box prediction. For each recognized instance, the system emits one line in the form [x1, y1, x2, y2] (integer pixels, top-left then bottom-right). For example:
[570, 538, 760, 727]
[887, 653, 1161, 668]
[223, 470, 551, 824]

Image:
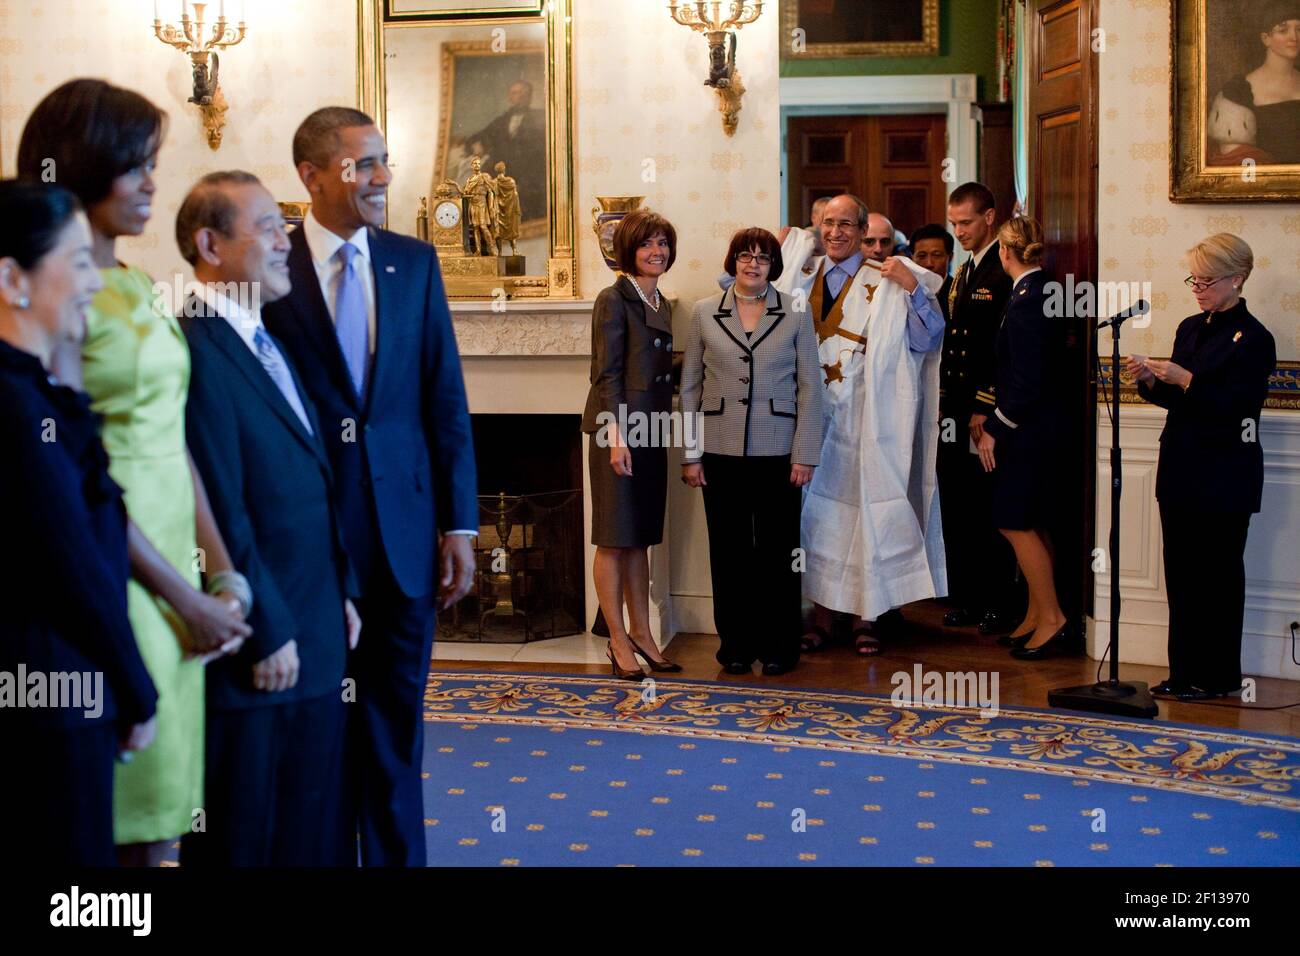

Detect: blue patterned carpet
[422, 673, 1300, 867]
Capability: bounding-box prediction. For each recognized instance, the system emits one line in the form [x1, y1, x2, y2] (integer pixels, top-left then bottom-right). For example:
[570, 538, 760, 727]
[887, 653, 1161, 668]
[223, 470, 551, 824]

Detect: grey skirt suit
[581, 276, 675, 547]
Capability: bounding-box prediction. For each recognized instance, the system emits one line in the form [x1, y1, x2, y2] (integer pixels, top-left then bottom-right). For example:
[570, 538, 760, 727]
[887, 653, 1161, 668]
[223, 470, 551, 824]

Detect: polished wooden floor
[434, 601, 1300, 738]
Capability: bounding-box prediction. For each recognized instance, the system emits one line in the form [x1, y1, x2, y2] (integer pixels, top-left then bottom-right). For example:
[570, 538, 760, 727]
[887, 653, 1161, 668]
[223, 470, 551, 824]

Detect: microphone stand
[1048, 303, 1158, 718]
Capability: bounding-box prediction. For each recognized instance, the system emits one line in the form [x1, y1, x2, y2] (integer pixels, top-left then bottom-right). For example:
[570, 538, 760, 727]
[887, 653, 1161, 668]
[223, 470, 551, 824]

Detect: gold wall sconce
[667, 1, 763, 137]
[152, 2, 247, 150]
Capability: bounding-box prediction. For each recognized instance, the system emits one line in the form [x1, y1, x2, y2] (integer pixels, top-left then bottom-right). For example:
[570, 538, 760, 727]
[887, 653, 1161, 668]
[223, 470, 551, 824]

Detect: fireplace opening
[437, 413, 585, 643]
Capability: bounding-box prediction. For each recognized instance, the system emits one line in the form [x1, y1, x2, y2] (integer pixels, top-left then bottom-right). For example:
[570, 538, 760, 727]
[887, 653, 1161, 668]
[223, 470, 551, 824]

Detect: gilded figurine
[463, 155, 498, 257]
[493, 161, 521, 256]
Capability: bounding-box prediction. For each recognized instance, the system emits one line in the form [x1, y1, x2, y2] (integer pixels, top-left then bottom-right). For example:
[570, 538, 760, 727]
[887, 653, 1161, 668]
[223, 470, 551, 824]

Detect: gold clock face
[434, 200, 461, 228]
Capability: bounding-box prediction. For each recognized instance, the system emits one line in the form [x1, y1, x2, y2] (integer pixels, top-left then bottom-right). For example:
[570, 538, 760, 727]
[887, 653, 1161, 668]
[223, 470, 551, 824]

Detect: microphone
[1097, 300, 1149, 329]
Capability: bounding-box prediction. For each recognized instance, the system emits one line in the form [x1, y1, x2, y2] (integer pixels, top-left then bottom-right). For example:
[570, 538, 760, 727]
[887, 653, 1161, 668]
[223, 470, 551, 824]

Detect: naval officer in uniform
[938, 182, 1019, 638]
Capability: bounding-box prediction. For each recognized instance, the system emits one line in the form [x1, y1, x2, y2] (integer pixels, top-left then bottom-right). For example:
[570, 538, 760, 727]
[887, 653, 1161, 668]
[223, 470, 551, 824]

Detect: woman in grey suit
[680, 228, 824, 675]
[581, 210, 682, 679]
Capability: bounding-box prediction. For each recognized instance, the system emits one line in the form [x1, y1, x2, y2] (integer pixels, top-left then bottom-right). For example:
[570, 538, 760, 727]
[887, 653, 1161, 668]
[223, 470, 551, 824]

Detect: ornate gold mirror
[357, 0, 575, 298]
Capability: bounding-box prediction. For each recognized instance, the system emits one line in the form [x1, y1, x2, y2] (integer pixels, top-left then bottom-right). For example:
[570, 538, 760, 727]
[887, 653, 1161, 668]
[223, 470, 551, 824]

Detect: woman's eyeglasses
[1184, 275, 1228, 292]
[736, 252, 772, 266]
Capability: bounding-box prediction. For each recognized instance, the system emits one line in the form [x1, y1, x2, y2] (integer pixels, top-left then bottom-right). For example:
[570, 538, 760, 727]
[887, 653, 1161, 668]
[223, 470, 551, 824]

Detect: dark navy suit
[263, 222, 477, 866]
[0, 340, 157, 866]
[180, 301, 357, 865]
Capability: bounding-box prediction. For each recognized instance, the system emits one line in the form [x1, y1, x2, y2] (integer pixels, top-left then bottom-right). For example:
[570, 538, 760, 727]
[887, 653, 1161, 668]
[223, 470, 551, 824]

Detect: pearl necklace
[624, 275, 661, 312]
[734, 285, 769, 302]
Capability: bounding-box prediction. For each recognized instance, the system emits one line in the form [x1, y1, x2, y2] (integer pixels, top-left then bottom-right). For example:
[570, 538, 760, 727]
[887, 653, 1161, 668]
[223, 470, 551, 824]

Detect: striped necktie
[253, 326, 313, 435]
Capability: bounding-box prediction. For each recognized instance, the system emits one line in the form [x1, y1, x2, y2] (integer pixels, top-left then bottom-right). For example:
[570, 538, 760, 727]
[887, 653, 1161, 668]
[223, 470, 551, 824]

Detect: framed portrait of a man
[1171, 0, 1300, 201]
[781, 0, 940, 58]
[437, 41, 548, 237]
[360, 0, 576, 298]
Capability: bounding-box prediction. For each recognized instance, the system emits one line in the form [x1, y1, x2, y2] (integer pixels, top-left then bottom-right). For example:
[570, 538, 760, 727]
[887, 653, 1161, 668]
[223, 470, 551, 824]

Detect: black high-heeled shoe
[1010, 622, 1081, 660]
[627, 636, 682, 673]
[998, 631, 1032, 649]
[606, 645, 645, 681]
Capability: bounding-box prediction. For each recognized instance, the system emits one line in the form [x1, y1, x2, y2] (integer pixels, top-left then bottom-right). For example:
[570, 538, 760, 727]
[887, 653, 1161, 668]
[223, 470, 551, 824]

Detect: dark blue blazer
[0, 341, 157, 729]
[181, 303, 357, 710]
[983, 269, 1066, 444]
[263, 225, 477, 599]
[1138, 299, 1275, 514]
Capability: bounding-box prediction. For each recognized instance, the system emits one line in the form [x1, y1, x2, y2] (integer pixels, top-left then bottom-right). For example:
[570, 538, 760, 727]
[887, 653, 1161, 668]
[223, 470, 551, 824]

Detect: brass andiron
[667, 1, 763, 136]
[153, 2, 248, 150]
[482, 492, 521, 625]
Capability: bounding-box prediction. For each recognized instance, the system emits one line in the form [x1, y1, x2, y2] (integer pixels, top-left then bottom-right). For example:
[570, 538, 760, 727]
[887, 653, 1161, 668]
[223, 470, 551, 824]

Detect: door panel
[788, 113, 947, 236]
[1028, 0, 1098, 621]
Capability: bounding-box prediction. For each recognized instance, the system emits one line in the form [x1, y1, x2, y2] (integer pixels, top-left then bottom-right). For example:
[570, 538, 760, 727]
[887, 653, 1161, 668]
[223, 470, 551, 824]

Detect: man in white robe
[774, 194, 948, 654]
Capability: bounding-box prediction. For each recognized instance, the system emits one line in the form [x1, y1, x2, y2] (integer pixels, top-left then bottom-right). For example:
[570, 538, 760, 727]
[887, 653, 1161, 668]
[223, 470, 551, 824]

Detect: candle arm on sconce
[666, 1, 763, 136]
[151, 2, 248, 151]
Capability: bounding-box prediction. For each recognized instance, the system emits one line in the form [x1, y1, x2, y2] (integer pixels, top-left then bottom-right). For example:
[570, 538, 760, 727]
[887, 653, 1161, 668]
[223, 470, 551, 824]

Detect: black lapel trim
[748, 291, 787, 353]
[712, 289, 750, 353]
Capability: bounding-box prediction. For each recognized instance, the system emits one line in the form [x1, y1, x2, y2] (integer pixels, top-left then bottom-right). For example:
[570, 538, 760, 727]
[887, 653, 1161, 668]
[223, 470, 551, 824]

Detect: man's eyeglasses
[736, 252, 772, 266]
[1184, 274, 1228, 292]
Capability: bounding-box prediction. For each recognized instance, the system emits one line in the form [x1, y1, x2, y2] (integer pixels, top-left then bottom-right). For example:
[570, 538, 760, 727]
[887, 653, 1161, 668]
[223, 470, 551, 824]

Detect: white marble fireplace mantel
[449, 299, 596, 356]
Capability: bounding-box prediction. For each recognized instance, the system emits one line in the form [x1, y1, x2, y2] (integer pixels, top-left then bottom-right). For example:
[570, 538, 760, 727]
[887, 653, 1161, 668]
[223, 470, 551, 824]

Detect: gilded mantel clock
[429, 181, 465, 258]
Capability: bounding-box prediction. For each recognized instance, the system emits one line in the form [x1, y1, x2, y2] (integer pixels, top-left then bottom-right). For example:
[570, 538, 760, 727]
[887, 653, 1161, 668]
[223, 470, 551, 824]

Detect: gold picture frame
[1170, 0, 1300, 202]
[435, 40, 548, 242]
[357, 0, 576, 298]
[780, 0, 940, 59]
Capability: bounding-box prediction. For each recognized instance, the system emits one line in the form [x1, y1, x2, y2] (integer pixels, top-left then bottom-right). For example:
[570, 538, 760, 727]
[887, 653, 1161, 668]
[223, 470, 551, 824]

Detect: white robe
[774, 227, 948, 620]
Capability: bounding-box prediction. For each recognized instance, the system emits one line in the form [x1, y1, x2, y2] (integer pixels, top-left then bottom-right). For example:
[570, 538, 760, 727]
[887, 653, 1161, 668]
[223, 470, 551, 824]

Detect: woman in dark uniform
[1125, 233, 1276, 700]
[975, 216, 1077, 660]
[0, 180, 158, 865]
[581, 210, 681, 679]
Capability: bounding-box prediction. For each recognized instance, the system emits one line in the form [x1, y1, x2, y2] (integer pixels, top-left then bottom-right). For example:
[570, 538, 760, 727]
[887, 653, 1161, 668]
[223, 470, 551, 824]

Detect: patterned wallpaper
[0, 0, 780, 310]
[1097, 0, 1300, 362]
[0, 0, 358, 285]
[571, 0, 780, 304]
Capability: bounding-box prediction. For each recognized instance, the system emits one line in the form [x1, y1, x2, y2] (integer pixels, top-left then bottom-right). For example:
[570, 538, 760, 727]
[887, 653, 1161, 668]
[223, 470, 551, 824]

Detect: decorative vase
[591, 196, 646, 270]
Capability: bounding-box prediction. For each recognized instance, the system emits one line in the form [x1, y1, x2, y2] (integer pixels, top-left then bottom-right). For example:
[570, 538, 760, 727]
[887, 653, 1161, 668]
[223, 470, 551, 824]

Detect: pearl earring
[16, 296, 30, 309]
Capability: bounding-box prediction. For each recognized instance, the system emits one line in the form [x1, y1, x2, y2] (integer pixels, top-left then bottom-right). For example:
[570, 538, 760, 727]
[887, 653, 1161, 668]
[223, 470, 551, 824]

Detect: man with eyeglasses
[775, 193, 947, 657]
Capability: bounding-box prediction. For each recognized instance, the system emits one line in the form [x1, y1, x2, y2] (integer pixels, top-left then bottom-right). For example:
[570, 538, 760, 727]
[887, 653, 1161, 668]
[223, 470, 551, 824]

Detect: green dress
[83, 265, 204, 845]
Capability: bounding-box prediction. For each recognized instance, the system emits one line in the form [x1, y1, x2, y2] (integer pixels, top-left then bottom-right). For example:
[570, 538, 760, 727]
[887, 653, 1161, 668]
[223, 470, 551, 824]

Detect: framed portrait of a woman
[1172, 0, 1300, 201]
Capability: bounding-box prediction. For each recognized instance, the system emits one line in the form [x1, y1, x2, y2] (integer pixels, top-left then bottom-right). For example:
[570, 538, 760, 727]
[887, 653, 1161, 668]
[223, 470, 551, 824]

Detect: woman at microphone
[1125, 233, 1275, 699]
[975, 216, 1077, 660]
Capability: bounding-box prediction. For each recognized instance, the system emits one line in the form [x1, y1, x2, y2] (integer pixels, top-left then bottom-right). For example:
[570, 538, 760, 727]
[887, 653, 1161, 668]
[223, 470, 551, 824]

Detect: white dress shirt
[301, 212, 477, 538]
[196, 282, 269, 355]
[302, 209, 377, 358]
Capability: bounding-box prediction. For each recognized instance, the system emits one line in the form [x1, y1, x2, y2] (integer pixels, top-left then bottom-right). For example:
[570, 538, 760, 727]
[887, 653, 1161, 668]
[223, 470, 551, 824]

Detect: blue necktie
[253, 326, 313, 435]
[334, 242, 369, 399]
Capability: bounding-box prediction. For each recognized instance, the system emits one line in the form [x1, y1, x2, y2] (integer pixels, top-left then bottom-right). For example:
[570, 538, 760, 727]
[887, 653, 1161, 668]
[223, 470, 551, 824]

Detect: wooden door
[1027, 0, 1099, 621]
[787, 114, 947, 236]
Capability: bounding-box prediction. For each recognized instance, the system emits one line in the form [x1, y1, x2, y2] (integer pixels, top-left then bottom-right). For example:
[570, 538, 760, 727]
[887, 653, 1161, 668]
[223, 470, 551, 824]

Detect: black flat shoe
[722, 661, 752, 675]
[978, 611, 1016, 636]
[1150, 680, 1184, 696]
[761, 661, 795, 676]
[942, 608, 979, 628]
[1175, 685, 1236, 701]
[1010, 623, 1081, 660]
